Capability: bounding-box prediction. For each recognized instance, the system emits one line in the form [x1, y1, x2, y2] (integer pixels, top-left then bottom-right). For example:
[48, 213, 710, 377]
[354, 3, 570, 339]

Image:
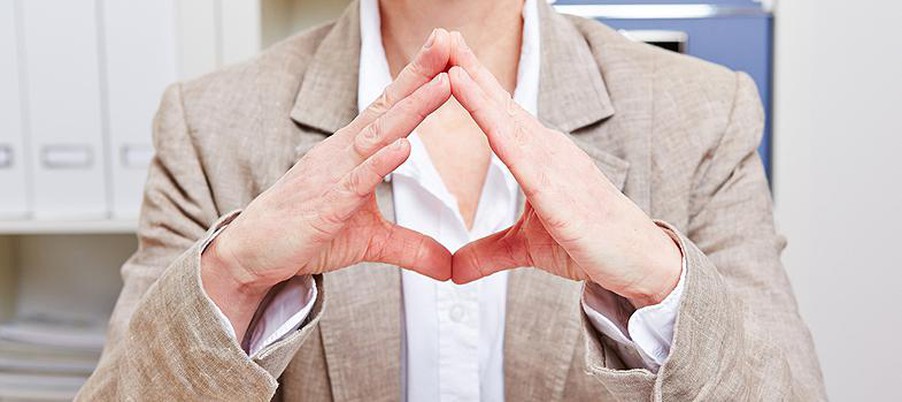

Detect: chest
[415, 99, 494, 228]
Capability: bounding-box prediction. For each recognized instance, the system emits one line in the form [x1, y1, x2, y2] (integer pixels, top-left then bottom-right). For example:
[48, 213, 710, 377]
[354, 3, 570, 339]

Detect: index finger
[448, 65, 547, 195]
[345, 28, 452, 134]
[448, 31, 511, 103]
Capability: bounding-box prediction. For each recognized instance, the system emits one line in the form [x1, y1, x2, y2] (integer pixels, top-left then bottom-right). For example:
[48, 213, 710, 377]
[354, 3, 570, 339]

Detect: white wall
[261, 0, 350, 47]
[773, 1, 902, 400]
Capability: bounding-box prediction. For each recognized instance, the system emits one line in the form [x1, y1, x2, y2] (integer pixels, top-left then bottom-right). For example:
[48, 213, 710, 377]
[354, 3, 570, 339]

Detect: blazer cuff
[649, 220, 742, 399]
[581, 220, 739, 400]
[201, 210, 319, 357]
[124, 211, 326, 399]
[581, 248, 686, 372]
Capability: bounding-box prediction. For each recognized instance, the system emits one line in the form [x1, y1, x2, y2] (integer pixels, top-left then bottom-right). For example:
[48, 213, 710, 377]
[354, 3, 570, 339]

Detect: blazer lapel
[290, 1, 361, 135]
[317, 183, 403, 402]
[504, 3, 649, 401]
[291, 3, 403, 401]
[536, 0, 655, 213]
[533, 0, 637, 202]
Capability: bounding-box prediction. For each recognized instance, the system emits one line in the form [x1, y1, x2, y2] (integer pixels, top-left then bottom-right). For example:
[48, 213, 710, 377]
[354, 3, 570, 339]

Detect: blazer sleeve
[76, 84, 324, 401]
[582, 72, 827, 400]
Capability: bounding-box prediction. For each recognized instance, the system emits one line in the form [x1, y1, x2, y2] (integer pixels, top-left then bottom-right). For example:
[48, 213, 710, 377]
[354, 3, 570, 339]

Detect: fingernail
[424, 29, 437, 48]
[433, 72, 446, 85]
[451, 66, 466, 81]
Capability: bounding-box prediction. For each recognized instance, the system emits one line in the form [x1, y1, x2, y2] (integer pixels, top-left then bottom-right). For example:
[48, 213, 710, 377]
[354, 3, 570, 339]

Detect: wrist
[202, 228, 272, 300]
[622, 226, 683, 309]
[202, 235, 273, 342]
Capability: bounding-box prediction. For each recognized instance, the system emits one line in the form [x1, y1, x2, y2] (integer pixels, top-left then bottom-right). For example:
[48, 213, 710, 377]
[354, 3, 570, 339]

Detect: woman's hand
[202, 29, 456, 340]
[447, 33, 682, 308]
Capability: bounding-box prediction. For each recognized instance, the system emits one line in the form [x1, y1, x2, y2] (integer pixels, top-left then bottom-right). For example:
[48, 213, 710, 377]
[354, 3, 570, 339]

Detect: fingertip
[378, 137, 410, 167]
[432, 70, 448, 86]
[423, 72, 451, 106]
[436, 30, 453, 67]
[438, 71, 452, 93]
[419, 29, 452, 74]
[432, 28, 449, 49]
[448, 66, 474, 98]
[422, 239, 453, 282]
[448, 66, 467, 83]
[424, 29, 438, 48]
[448, 31, 465, 64]
[424, 28, 448, 49]
[449, 251, 477, 285]
[435, 28, 451, 53]
[450, 270, 477, 285]
[434, 268, 453, 283]
[452, 31, 475, 60]
[393, 137, 410, 153]
[450, 266, 474, 285]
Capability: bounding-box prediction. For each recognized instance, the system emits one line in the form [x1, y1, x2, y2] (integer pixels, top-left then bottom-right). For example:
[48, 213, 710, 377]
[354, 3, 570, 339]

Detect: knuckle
[340, 172, 362, 197]
[356, 164, 379, 197]
[407, 60, 428, 80]
[355, 120, 385, 155]
[363, 155, 381, 177]
[369, 117, 385, 141]
[369, 92, 393, 116]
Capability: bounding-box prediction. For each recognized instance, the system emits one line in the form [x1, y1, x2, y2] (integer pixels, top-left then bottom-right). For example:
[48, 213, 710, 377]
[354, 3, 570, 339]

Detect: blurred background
[0, 0, 899, 400]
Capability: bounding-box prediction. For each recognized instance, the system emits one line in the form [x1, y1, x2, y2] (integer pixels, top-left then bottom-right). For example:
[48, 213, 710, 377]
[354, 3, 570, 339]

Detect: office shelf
[1, 1, 351, 399]
[0, 220, 137, 235]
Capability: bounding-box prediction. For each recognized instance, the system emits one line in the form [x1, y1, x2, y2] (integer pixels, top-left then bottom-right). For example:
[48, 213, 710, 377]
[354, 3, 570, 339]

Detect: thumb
[452, 226, 530, 284]
[365, 223, 452, 281]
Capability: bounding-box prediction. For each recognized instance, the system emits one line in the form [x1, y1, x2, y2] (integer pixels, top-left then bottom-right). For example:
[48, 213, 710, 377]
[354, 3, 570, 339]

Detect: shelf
[0, 220, 137, 235]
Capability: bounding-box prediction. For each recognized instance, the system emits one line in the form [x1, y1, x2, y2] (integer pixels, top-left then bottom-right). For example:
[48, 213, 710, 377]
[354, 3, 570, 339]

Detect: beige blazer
[78, 1, 826, 400]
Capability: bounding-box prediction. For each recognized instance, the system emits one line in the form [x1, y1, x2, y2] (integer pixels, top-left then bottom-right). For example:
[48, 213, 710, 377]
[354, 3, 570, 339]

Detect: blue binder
[553, 0, 773, 178]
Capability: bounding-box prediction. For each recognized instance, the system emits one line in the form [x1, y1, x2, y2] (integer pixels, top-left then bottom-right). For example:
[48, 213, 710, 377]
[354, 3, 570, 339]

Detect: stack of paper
[0, 316, 104, 401]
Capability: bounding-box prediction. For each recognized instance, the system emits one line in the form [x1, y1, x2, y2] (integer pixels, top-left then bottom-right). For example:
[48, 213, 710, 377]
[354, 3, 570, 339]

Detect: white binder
[174, 0, 262, 80]
[0, 0, 29, 218]
[102, 0, 177, 220]
[220, 0, 261, 65]
[21, 0, 108, 220]
[175, 0, 220, 80]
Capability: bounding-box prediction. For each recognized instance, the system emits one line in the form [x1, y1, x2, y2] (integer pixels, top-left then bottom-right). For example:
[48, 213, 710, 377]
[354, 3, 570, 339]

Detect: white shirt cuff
[246, 275, 317, 356]
[207, 272, 317, 357]
[581, 256, 687, 371]
[200, 214, 318, 357]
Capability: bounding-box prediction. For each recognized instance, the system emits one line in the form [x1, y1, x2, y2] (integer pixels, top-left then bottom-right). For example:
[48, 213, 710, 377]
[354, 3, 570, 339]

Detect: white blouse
[209, 0, 687, 400]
